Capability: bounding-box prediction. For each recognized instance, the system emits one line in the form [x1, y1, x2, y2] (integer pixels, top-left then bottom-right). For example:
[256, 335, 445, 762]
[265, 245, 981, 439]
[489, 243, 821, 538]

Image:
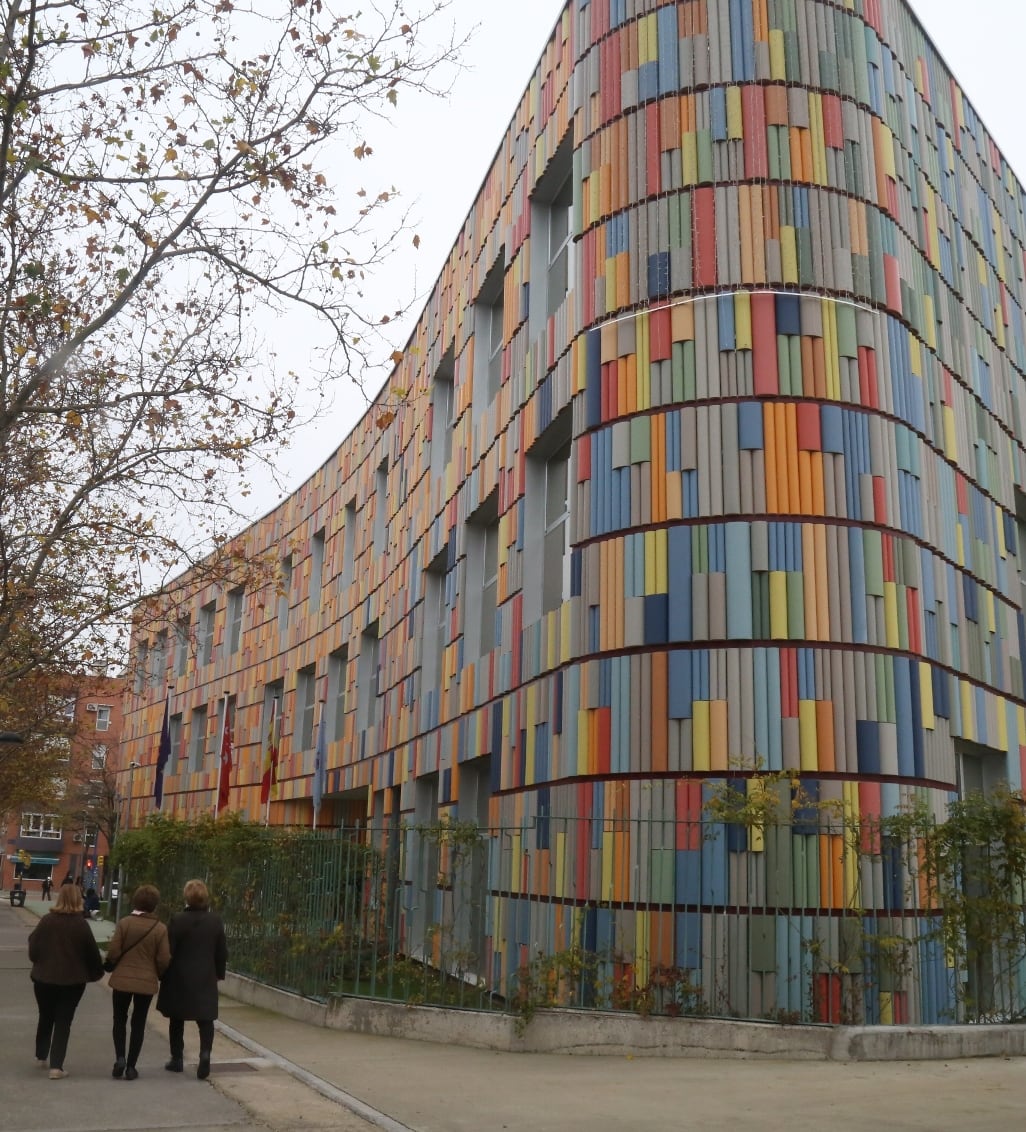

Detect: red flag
[216, 699, 233, 813]
[259, 697, 279, 805]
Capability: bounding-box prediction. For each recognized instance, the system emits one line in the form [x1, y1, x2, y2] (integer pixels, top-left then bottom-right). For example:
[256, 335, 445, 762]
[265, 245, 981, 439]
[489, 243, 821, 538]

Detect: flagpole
[213, 691, 228, 820]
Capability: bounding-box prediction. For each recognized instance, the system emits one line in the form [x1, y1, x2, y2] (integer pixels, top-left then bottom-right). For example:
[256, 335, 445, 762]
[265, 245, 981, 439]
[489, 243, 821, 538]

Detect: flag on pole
[259, 697, 280, 806]
[153, 690, 172, 809]
[216, 696, 233, 814]
[312, 708, 327, 828]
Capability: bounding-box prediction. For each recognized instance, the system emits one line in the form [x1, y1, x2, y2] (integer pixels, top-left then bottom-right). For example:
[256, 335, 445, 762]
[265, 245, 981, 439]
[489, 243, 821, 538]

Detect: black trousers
[168, 1016, 215, 1060]
[33, 981, 85, 1070]
[111, 990, 153, 1066]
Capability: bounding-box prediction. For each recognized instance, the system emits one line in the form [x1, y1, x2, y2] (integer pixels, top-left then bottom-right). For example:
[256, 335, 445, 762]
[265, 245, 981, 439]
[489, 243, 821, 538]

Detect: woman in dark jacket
[106, 884, 171, 1080]
[156, 878, 227, 1079]
[27, 882, 104, 1078]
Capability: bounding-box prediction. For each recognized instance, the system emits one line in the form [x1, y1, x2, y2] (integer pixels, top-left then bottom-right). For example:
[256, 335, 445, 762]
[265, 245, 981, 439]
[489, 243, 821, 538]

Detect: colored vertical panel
[692, 187, 717, 288]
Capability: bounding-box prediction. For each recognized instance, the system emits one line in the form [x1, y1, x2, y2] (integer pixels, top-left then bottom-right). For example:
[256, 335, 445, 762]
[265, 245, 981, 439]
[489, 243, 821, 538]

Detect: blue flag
[312, 711, 327, 826]
[153, 691, 172, 808]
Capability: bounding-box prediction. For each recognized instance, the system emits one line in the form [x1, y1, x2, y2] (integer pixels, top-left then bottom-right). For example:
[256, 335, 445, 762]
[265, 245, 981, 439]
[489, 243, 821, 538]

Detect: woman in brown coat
[106, 884, 171, 1080]
[27, 882, 104, 1079]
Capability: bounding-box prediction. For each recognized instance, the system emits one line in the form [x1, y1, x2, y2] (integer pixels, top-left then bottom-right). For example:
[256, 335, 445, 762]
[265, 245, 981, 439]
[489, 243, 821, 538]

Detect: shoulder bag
[104, 918, 158, 973]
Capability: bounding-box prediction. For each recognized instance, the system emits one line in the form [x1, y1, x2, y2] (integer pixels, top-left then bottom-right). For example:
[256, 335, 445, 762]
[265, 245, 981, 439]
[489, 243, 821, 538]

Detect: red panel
[873, 476, 888, 525]
[906, 587, 921, 654]
[675, 780, 702, 850]
[577, 433, 592, 482]
[751, 291, 779, 395]
[595, 707, 611, 775]
[821, 93, 844, 149]
[741, 85, 769, 178]
[814, 974, 843, 1023]
[858, 346, 879, 408]
[780, 649, 799, 718]
[650, 306, 672, 361]
[881, 532, 895, 582]
[883, 254, 902, 313]
[796, 402, 822, 450]
[955, 472, 968, 514]
[692, 187, 717, 289]
[646, 103, 662, 197]
[764, 85, 789, 125]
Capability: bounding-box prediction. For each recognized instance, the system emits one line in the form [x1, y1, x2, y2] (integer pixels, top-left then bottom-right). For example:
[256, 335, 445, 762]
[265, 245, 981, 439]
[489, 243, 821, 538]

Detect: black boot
[164, 1057, 184, 1073]
[197, 1050, 211, 1080]
[112, 1057, 125, 1079]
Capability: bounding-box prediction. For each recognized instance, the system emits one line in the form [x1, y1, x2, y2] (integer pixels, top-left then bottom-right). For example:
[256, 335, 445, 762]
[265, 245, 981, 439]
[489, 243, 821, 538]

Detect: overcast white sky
[259, 0, 1026, 505]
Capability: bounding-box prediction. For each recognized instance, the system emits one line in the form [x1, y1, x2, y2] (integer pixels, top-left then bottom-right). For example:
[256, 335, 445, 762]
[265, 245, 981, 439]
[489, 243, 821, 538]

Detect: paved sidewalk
[5, 899, 1026, 1131]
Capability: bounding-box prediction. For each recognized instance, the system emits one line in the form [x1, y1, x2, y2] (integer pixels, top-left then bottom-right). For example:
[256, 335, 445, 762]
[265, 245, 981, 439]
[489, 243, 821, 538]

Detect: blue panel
[856, 719, 881, 774]
[644, 593, 669, 644]
[674, 910, 702, 968]
[738, 401, 764, 449]
[648, 251, 670, 297]
[776, 293, 801, 336]
[585, 329, 602, 427]
[668, 650, 692, 719]
[710, 86, 728, 141]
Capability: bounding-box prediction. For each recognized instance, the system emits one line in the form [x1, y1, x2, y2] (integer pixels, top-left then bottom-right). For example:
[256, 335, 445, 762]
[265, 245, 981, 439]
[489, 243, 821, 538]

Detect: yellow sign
[17, 849, 31, 866]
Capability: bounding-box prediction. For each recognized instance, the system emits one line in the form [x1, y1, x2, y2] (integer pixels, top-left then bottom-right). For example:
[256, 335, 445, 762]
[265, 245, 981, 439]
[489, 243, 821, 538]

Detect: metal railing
[126, 815, 1026, 1026]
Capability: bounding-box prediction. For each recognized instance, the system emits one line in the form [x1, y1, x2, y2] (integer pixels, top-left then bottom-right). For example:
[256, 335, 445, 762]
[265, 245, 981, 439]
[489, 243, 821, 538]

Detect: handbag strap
[115, 917, 158, 961]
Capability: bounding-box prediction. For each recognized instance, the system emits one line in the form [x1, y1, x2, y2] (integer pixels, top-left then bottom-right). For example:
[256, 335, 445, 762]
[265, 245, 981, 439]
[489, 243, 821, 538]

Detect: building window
[467, 493, 500, 659]
[542, 441, 571, 614]
[357, 621, 380, 733]
[310, 529, 325, 613]
[133, 641, 148, 694]
[189, 705, 208, 773]
[431, 348, 455, 477]
[150, 629, 168, 688]
[278, 555, 293, 634]
[226, 587, 244, 655]
[327, 646, 349, 743]
[373, 461, 388, 557]
[340, 498, 357, 593]
[198, 601, 216, 667]
[474, 254, 505, 408]
[174, 616, 190, 677]
[296, 664, 317, 752]
[94, 705, 112, 733]
[169, 713, 182, 761]
[530, 132, 575, 331]
[423, 546, 449, 695]
[21, 813, 62, 839]
[92, 744, 107, 770]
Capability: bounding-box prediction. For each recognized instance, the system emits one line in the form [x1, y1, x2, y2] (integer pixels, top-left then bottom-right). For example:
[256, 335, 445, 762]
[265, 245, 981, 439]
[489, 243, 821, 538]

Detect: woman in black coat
[156, 878, 227, 1079]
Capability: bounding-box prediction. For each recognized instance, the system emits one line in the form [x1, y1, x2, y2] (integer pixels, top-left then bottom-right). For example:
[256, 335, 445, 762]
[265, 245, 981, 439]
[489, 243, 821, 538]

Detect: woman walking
[27, 882, 104, 1078]
[156, 879, 227, 1079]
[106, 884, 171, 1080]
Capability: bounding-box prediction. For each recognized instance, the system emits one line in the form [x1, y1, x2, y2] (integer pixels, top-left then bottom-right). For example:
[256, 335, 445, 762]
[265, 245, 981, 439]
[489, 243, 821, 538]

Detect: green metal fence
[123, 815, 1026, 1026]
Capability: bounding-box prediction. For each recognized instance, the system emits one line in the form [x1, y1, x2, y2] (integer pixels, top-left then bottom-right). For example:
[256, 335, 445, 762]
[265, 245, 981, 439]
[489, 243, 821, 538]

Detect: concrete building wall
[123, 0, 1026, 1023]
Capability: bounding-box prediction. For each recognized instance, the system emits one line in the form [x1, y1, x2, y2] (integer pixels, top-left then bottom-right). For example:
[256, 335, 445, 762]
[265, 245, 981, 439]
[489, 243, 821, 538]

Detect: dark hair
[131, 884, 160, 913]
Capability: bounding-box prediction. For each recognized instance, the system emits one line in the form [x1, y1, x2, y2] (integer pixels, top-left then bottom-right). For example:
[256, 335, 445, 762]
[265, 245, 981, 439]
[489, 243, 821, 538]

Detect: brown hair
[183, 879, 209, 909]
[131, 884, 160, 913]
[53, 883, 84, 915]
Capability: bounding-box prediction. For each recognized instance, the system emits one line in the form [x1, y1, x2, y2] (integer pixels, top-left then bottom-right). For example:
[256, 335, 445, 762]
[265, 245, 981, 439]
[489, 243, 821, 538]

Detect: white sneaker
[49, 1068, 68, 1080]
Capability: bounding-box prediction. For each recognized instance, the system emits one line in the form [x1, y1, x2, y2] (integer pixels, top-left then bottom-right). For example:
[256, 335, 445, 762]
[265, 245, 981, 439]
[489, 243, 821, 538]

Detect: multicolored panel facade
[122, 0, 1026, 1023]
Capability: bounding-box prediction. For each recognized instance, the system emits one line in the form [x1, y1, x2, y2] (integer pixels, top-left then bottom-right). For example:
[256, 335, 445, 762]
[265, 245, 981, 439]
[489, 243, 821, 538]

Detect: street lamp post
[113, 760, 140, 920]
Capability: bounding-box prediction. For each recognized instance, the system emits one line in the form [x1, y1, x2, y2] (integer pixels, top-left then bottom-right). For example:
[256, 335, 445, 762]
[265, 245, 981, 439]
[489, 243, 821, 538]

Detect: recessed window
[340, 499, 357, 592]
[189, 704, 208, 773]
[474, 254, 505, 408]
[530, 131, 575, 331]
[174, 617, 190, 677]
[133, 641, 148, 695]
[328, 646, 349, 743]
[199, 601, 216, 666]
[431, 348, 455, 477]
[357, 621, 380, 733]
[542, 441, 571, 614]
[91, 745, 107, 770]
[150, 629, 168, 688]
[278, 555, 293, 634]
[297, 664, 317, 751]
[466, 493, 500, 659]
[310, 530, 325, 614]
[94, 705, 112, 733]
[373, 461, 389, 557]
[423, 546, 450, 697]
[226, 587, 244, 655]
[21, 813, 62, 839]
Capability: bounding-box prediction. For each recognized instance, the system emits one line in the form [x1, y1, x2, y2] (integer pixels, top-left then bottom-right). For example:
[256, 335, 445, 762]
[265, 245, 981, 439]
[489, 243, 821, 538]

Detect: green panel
[630, 416, 651, 464]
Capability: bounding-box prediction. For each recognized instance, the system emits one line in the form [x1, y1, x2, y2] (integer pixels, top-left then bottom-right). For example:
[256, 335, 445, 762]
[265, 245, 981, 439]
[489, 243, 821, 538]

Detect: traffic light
[85, 856, 94, 870]
[97, 855, 105, 868]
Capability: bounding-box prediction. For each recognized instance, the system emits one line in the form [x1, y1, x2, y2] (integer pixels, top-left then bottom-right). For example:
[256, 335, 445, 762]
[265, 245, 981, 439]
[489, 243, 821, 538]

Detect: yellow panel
[987, 589, 996, 634]
[922, 293, 936, 350]
[682, 132, 699, 184]
[808, 93, 827, 184]
[692, 700, 711, 772]
[577, 708, 591, 774]
[768, 29, 786, 81]
[781, 226, 799, 283]
[734, 291, 753, 350]
[941, 406, 957, 459]
[710, 700, 728, 771]
[997, 696, 1008, 753]
[726, 86, 744, 140]
[919, 662, 935, 730]
[799, 699, 818, 771]
[655, 528, 668, 592]
[955, 524, 964, 568]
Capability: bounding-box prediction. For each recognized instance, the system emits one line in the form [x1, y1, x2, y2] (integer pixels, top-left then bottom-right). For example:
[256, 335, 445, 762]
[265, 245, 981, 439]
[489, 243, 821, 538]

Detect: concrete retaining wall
[222, 973, 1026, 1060]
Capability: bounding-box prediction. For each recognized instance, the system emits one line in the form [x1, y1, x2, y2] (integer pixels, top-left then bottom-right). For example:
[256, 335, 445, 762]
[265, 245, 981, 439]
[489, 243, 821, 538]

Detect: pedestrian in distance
[156, 878, 227, 1080]
[27, 882, 104, 1079]
[83, 886, 101, 919]
[41, 876, 52, 901]
[106, 884, 171, 1081]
